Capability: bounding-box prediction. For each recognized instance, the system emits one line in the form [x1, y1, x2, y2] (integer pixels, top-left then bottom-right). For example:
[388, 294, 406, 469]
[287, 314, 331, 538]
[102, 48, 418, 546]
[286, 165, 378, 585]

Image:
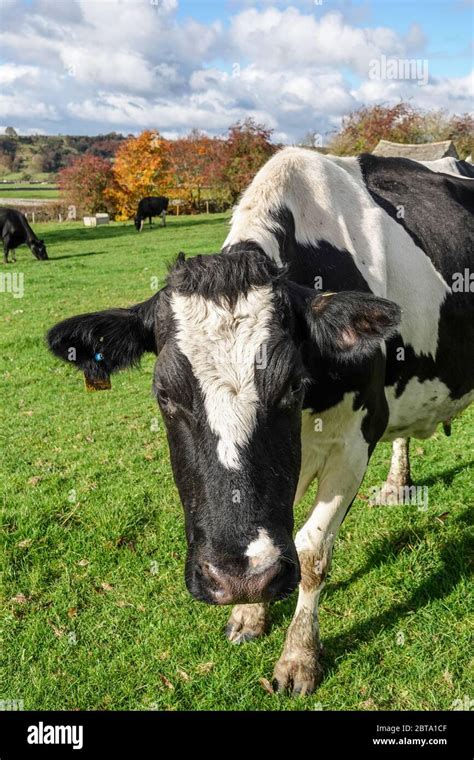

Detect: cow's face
[155, 290, 303, 604]
[47, 250, 400, 606]
[134, 217, 143, 232]
[31, 239, 48, 260]
[152, 252, 400, 605]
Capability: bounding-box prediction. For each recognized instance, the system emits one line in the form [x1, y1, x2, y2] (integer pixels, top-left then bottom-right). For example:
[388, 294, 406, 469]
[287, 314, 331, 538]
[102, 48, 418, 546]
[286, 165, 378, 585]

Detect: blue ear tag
[95, 352, 104, 362]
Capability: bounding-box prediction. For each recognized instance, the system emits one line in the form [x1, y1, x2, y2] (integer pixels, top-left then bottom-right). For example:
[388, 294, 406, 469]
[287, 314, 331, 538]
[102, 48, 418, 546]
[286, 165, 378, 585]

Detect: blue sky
[0, 0, 472, 140]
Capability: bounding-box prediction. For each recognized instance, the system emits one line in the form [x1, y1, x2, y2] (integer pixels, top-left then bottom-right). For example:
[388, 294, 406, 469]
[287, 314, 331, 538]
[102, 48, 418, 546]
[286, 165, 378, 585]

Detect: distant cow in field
[134, 197, 169, 231]
[0, 208, 48, 263]
[48, 148, 473, 695]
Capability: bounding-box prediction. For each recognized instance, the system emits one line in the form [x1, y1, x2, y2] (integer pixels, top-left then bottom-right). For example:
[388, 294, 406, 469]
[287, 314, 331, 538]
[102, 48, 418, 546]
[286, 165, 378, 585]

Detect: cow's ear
[306, 290, 401, 361]
[47, 291, 162, 381]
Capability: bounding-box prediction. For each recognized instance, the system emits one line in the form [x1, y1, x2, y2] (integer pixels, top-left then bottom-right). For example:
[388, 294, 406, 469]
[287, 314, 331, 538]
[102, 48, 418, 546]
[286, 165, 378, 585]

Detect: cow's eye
[277, 377, 305, 409]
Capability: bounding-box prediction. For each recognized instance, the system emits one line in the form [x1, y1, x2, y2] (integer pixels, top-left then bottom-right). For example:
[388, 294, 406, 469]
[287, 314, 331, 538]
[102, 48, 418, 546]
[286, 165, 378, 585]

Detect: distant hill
[0, 130, 126, 179]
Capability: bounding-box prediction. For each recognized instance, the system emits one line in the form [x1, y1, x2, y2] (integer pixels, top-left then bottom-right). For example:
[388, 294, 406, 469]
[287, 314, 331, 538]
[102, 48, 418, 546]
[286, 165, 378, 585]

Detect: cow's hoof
[378, 477, 412, 505]
[225, 603, 268, 644]
[272, 655, 323, 696]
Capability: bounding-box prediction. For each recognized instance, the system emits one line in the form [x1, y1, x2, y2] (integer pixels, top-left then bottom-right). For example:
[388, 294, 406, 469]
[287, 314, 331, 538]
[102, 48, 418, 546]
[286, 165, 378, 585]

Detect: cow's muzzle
[188, 556, 300, 605]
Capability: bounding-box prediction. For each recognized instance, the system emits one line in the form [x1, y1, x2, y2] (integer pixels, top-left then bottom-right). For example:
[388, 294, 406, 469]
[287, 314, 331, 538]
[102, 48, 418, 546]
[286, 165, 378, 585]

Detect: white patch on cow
[295, 392, 369, 506]
[245, 528, 280, 573]
[383, 378, 474, 440]
[225, 147, 449, 359]
[170, 286, 274, 469]
[419, 157, 466, 176]
[326, 153, 364, 183]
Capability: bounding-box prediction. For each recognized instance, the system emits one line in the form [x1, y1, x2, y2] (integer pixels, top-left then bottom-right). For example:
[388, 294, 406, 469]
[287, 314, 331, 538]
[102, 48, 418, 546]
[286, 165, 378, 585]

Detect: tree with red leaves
[219, 118, 277, 202]
[327, 103, 474, 158]
[58, 155, 114, 216]
[168, 129, 224, 206]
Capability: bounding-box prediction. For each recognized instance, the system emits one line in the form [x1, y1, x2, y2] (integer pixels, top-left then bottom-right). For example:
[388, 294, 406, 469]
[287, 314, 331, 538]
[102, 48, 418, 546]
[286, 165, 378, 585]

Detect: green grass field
[1, 216, 472, 711]
[0, 184, 59, 200]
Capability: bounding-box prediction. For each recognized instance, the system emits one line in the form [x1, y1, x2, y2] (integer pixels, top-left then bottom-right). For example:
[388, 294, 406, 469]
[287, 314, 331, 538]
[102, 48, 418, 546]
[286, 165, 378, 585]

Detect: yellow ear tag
[84, 373, 111, 391]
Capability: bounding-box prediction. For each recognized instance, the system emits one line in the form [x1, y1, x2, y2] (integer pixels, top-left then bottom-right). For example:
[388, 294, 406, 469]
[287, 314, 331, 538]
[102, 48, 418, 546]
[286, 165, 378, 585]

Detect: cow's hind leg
[226, 603, 269, 644]
[3, 238, 10, 264]
[272, 443, 368, 696]
[379, 438, 411, 504]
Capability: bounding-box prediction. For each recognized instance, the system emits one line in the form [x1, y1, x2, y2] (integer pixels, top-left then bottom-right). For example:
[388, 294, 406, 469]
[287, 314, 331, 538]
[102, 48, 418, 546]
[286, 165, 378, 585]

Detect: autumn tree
[58, 154, 114, 216]
[219, 118, 277, 202]
[106, 130, 172, 220]
[169, 129, 225, 206]
[326, 103, 424, 155]
[326, 103, 474, 158]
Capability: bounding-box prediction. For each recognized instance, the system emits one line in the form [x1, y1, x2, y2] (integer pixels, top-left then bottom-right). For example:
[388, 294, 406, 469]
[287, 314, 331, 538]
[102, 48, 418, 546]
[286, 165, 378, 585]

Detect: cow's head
[31, 239, 48, 260]
[47, 250, 400, 605]
[134, 216, 144, 232]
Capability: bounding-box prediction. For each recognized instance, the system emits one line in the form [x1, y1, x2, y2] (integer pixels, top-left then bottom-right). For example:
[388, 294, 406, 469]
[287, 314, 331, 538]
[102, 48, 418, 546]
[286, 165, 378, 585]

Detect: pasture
[0, 184, 59, 200]
[1, 215, 472, 711]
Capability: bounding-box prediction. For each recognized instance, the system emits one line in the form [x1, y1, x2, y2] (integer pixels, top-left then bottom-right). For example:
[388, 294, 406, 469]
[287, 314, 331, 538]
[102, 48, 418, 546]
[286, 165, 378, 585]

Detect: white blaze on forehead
[171, 285, 274, 469]
[246, 528, 281, 572]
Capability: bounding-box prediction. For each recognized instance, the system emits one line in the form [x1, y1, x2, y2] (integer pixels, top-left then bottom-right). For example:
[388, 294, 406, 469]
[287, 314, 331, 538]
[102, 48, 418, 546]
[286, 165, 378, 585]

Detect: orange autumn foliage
[106, 130, 173, 220]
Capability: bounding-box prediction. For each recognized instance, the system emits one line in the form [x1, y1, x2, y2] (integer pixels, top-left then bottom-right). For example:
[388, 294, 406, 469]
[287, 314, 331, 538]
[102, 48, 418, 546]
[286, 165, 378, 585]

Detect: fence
[0, 198, 233, 223]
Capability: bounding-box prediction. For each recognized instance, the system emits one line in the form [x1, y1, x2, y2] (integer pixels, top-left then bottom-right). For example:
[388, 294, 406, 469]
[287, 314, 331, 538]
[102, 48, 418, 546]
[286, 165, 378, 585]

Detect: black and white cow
[134, 196, 169, 231]
[1, 207, 48, 263]
[420, 156, 474, 178]
[327, 154, 474, 495]
[47, 148, 473, 695]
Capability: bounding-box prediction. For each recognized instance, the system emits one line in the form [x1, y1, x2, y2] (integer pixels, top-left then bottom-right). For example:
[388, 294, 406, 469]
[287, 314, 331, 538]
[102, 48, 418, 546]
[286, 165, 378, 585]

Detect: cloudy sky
[0, 0, 472, 142]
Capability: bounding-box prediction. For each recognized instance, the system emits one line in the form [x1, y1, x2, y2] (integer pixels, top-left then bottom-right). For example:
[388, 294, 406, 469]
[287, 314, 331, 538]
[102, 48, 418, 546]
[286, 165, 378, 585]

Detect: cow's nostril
[199, 561, 235, 603]
[195, 558, 296, 605]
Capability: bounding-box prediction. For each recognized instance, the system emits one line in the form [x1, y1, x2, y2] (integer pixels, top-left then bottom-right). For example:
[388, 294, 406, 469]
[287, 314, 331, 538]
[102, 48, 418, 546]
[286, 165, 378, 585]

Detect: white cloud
[0, 1, 471, 141]
[0, 94, 58, 120]
[355, 70, 474, 114]
[0, 64, 41, 86]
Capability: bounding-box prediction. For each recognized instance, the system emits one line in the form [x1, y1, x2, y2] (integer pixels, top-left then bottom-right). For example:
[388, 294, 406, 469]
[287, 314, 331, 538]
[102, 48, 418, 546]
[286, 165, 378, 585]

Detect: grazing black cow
[47, 148, 473, 695]
[1, 208, 48, 263]
[134, 196, 169, 231]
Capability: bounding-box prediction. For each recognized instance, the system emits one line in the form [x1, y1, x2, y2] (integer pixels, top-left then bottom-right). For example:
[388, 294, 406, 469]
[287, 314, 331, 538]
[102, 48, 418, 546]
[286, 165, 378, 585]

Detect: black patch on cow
[358, 153, 473, 281]
[271, 206, 373, 293]
[167, 247, 284, 307]
[453, 160, 474, 178]
[358, 153, 474, 402]
[223, 214, 395, 445]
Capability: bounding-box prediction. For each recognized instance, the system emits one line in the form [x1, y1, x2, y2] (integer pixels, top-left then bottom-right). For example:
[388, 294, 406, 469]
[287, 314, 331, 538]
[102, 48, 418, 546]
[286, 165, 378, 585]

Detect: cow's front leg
[273, 446, 368, 695]
[226, 603, 269, 643]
